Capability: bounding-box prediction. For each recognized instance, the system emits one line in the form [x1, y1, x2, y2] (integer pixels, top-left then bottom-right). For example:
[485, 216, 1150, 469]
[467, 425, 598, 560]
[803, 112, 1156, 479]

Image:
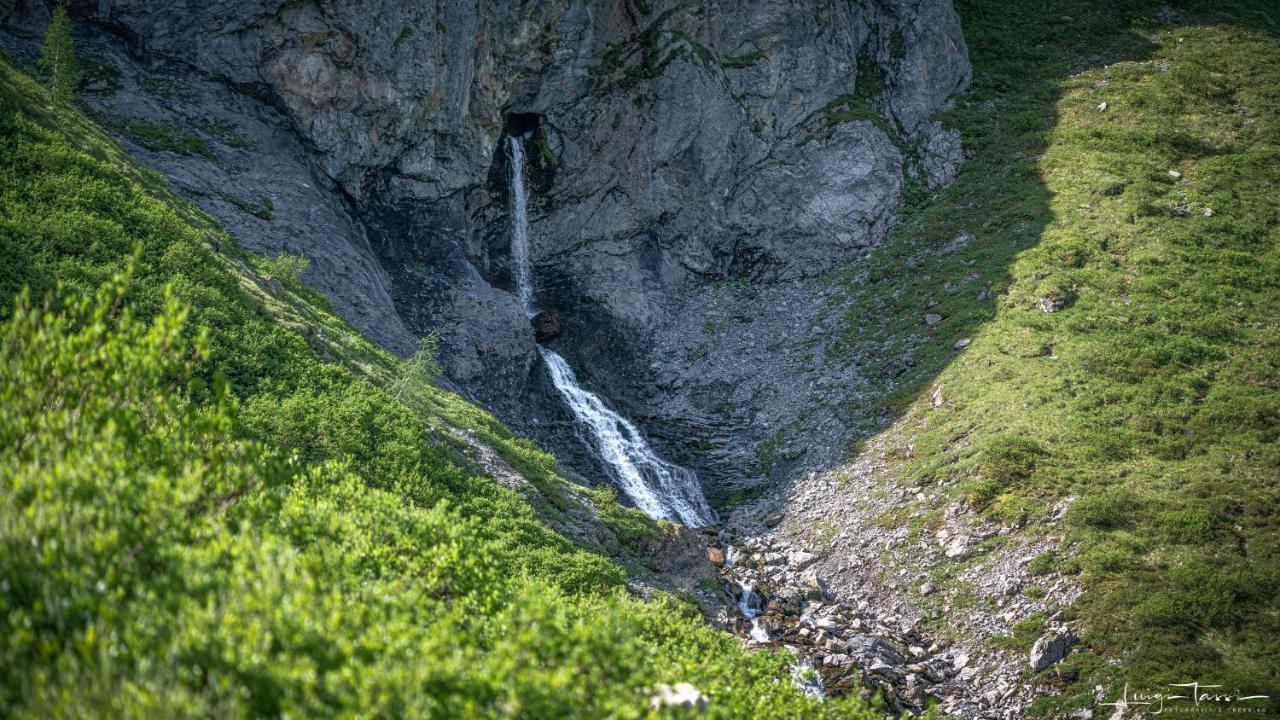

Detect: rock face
[1030, 628, 1078, 672]
[3, 0, 970, 490]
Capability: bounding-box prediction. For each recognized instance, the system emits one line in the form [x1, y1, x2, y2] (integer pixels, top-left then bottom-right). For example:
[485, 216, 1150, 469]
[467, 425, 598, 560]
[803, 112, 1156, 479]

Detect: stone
[706, 547, 725, 566]
[649, 682, 709, 712]
[847, 635, 906, 666]
[762, 513, 784, 528]
[789, 551, 817, 569]
[919, 583, 935, 596]
[823, 653, 851, 667]
[531, 308, 560, 342]
[944, 536, 972, 559]
[919, 121, 965, 189]
[1168, 169, 1182, 179]
[924, 313, 944, 326]
[1029, 629, 1077, 672]
[1097, 101, 1108, 111]
[953, 337, 972, 349]
[1037, 295, 1067, 313]
[801, 573, 831, 600]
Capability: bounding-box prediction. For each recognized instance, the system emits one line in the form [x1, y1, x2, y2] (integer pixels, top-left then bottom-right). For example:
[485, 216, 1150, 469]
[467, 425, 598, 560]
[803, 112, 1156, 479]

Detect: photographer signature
[1100, 682, 1270, 715]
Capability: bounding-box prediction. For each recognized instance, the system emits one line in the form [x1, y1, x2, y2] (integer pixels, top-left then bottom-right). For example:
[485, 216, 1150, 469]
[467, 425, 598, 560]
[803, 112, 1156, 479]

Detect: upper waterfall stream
[506, 135, 716, 528]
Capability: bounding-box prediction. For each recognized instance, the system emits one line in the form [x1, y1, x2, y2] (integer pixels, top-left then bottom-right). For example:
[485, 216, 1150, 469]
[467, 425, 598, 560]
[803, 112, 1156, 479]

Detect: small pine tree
[38, 5, 79, 104]
[391, 334, 442, 407]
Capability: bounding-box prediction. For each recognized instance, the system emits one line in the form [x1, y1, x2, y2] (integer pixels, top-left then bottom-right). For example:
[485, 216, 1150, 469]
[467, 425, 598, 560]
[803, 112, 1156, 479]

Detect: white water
[507, 135, 716, 528]
[506, 136, 535, 314]
[737, 581, 770, 644]
[790, 655, 826, 698]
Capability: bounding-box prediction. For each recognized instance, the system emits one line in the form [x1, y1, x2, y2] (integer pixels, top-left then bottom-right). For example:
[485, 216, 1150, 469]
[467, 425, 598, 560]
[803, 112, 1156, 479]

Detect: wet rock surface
[2, 0, 971, 489]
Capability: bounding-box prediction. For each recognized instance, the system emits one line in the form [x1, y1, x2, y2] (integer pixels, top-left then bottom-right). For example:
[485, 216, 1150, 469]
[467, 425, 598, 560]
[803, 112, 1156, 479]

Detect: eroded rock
[1029, 628, 1078, 672]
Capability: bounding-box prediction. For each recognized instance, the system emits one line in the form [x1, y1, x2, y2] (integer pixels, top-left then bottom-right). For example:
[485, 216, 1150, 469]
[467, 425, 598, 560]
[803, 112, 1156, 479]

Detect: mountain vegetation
[0, 57, 873, 718]
[831, 0, 1279, 711]
[1, 0, 1277, 716]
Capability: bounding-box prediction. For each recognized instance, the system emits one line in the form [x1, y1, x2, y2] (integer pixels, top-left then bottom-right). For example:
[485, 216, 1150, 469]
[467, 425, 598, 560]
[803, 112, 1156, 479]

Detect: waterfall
[506, 135, 716, 528]
[507, 136, 535, 315]
[737, 582, 770, 644]
[539, 350, 717, 526]
[790, 656, 826, 698]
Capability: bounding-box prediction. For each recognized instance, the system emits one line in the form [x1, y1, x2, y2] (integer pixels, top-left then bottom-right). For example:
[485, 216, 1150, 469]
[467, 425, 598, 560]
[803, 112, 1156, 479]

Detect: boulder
[1037, 295, 1067, 313]
[1029, 629, 1077, 672]
[789, 551, 817, 569]
[944, 536, 972, 559]
[649, 682, 709, 712]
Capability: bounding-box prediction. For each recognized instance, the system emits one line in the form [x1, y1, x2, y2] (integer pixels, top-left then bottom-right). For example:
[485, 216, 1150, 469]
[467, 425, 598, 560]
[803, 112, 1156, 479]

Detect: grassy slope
[0, 59, 876, 718]
[830, 0, 1279, 712]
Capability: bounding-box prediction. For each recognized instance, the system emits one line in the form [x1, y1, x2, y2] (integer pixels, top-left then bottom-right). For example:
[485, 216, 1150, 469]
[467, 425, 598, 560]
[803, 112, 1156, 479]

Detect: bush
[980, 434, 1047, 484]
[0, 57, 878, 718]
[1067, 487, 1135, 530]
[391, 333, 442, 406]
[257, 252, 310, 289]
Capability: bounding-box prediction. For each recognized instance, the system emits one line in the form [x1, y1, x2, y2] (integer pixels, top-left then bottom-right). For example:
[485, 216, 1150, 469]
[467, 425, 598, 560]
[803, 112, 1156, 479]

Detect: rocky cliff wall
[2, 0, 970, 496]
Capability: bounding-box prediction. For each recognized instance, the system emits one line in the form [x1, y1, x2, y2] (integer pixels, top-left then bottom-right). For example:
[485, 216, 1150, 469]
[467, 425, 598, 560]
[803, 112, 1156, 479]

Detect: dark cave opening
[504, 112, 540, 138]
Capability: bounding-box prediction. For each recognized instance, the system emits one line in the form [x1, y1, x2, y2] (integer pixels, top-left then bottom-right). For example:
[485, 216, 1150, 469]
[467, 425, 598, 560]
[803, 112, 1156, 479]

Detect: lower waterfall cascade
[505, 134, 716, 527]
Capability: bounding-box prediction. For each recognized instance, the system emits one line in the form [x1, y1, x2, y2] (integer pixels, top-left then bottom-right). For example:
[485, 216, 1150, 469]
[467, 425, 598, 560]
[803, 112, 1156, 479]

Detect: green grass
[220, 191, 273, 220]
[829, 0, 1280, 712]
[720, 50, 764, 69]
[199, 120, 259, 151]
[99, 114, 214, 159]
[0, 58, 878, 718]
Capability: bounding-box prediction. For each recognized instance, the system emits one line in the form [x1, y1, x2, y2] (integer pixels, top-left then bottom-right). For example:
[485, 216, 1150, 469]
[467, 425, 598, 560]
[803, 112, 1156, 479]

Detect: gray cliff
[1, 0, 970, 499]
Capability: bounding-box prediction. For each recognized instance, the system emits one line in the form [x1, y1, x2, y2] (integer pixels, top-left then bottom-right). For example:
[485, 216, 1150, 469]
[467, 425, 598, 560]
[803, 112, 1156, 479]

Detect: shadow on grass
[820, 0, 1280, 713]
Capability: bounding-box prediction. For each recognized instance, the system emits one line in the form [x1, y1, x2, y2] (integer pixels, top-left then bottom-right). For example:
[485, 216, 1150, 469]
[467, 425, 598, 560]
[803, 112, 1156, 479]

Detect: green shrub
[391, 333, 442, 406]
[101, 116, 214, 158]
[257, 252, 310, 288]
[981, 434, 1047, 484]
[0, 56, 879, 718]
[1067, 487, 1135, 530]
[1028, 550, 1058, 576]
